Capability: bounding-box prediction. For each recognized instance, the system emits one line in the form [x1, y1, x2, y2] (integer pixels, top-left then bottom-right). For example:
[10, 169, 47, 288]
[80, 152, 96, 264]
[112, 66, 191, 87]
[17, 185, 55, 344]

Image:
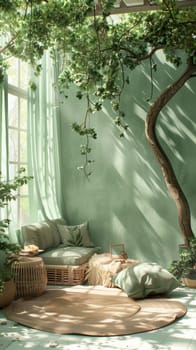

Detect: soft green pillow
[22, 222, 54, 250]
[21, 218, 66, 250]
[112, 262, 179, 299]
[47, 218, 66, 247]
[58, 222, 95, 248]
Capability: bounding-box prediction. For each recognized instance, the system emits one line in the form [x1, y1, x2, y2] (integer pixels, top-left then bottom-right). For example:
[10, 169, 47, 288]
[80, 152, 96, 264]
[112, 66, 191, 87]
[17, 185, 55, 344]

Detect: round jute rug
[3, 287, 186, 336]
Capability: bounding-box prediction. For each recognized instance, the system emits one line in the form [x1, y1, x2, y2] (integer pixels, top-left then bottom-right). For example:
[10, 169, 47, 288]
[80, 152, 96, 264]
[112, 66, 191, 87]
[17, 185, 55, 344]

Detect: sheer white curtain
[27, 51, 65, 222]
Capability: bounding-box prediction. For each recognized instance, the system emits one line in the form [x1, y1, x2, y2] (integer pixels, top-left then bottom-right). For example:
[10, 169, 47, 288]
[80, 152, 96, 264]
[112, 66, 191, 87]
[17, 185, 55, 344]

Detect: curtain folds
[27, 51, 64, 222]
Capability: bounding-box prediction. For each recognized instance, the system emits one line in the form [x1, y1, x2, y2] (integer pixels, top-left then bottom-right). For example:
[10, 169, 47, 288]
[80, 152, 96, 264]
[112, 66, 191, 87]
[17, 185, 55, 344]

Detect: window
[7, 57, 29, 226]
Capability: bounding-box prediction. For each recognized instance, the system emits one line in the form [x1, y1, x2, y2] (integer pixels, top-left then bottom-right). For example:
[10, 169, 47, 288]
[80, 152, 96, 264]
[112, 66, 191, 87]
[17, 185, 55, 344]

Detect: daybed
[21, 219, 100, 286]
[20, 220, 179, 297]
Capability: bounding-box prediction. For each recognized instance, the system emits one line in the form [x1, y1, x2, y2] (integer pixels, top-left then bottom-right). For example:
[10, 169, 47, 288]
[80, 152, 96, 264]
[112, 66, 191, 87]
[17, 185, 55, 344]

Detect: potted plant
[169, 237, 196, 288]
[0, 168, 32, 307]
[0, 233, 21, 307]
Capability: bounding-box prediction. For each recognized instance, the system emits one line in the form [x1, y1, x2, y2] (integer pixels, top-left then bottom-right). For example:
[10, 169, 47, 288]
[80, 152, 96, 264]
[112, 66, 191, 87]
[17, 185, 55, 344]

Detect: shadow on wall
[60, 51, 196, 267]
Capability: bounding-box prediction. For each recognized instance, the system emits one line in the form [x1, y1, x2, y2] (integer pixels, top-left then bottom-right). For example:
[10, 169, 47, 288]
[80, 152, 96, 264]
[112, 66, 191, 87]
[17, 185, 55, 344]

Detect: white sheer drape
[27, 51, 64, 222]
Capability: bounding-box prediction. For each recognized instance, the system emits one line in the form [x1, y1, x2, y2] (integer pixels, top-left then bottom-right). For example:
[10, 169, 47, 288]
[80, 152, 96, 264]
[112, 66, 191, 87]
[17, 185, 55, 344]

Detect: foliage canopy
[1, 1, 196, 146]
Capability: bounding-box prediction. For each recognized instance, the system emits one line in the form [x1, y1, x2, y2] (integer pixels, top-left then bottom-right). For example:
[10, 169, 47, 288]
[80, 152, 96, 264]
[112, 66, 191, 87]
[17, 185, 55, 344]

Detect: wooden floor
[0, 286, 195, 350]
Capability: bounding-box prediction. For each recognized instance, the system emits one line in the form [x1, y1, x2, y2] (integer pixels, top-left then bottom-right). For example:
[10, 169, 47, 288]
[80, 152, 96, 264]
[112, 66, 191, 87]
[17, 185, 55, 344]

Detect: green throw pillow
[22, 222, 54, 250]
[21, 218, 66, 250]
[112, 262, 179, 299]
[58, 222, 95, 248]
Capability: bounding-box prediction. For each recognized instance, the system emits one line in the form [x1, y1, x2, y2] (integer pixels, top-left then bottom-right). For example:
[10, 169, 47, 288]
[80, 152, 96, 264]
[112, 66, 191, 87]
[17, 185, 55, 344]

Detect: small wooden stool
[12, 257, 47, 298]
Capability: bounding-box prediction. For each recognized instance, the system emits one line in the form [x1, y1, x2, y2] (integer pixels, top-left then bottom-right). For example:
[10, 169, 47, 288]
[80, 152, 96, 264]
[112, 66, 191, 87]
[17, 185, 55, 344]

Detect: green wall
[59, 51, 196, 268]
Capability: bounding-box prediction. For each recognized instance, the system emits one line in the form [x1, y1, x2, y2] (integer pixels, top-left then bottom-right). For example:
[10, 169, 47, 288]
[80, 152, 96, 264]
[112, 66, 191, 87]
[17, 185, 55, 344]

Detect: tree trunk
[145, 59, 196, 246]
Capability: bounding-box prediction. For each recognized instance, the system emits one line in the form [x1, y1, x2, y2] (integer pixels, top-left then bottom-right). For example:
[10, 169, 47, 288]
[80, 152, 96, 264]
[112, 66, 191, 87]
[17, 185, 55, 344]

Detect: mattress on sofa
[39, 246, 100, 266]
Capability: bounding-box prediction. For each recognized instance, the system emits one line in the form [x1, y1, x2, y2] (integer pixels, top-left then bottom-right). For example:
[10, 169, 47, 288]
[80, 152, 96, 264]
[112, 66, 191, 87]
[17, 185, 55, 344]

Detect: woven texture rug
[3, 286, 186, 336]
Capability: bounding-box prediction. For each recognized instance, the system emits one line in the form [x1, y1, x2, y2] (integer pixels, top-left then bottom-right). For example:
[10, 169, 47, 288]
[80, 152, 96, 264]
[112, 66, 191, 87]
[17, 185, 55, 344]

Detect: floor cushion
[112, 262, 179, 299]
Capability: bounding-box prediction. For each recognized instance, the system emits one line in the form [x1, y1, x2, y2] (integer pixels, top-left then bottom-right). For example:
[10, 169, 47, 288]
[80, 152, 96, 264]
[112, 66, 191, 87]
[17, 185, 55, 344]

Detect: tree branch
[145, 59, 196, 245]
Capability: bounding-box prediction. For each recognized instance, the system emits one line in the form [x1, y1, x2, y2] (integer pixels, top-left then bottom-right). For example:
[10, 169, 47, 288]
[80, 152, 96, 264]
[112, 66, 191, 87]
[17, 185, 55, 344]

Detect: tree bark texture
[145, 60, 196, 246]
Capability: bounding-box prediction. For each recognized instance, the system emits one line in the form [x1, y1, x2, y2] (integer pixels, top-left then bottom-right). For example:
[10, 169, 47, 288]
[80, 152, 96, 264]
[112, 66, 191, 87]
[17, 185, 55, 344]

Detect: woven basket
[45, 264, 87, 286]
[12, 257, 47, 297]
[182, 277, 196, 288]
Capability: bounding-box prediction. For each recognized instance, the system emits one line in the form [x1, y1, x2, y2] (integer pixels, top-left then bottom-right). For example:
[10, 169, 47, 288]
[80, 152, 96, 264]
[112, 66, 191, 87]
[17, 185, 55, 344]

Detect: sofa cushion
[58, 222, 95, 248]
[40, 246, 100, 266]
[112, 262, 179, 299]
[47, 218, 66, 247]
[21, 218, 66, 250]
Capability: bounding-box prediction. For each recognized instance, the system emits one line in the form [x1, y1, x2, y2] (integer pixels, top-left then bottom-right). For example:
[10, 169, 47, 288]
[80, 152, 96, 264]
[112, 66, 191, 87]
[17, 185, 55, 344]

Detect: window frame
[7, 58, 29, 227]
